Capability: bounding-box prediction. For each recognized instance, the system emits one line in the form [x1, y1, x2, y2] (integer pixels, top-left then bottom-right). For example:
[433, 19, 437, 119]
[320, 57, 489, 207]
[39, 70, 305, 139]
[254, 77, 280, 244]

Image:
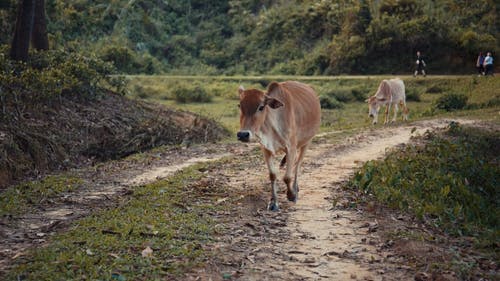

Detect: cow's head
[365, 95, 387, 124]
[366, 80, 389, 124]
[237, 85, 283, 142]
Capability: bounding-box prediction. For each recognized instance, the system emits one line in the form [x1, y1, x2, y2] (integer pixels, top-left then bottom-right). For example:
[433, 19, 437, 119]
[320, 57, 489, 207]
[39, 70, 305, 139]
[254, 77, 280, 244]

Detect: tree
[10, 0, 48, 62]
[31, 0, 48, 50]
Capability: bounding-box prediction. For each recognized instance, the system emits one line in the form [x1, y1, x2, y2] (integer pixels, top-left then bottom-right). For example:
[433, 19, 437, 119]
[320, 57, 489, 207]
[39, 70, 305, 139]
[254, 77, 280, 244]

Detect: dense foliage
[0, 46, 227, 189]
[349, 122, 499, 241]
[0, 45, 123, 113]
[1, 0, 498, 75]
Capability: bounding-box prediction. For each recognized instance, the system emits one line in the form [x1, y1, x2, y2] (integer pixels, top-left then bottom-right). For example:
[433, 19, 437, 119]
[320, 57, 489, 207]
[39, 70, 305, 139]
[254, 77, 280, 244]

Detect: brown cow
[237, 81, 321, 211]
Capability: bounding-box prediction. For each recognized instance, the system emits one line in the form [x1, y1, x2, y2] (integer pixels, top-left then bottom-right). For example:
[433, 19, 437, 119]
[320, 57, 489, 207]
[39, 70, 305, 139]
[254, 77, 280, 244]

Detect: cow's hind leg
[284, 148, 297, 203]
[279, 154, 286, 169]
[401, 101, 409, 121]
[291, 143, 309, 201]
[263, 149, 280, 211]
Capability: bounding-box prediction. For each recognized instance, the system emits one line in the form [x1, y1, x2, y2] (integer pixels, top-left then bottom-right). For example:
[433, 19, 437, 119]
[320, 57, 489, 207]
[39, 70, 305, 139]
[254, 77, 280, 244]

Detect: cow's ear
[267, 82, 280, 93]
[264, 96, 283, 109]
[238, 85, 245, 95]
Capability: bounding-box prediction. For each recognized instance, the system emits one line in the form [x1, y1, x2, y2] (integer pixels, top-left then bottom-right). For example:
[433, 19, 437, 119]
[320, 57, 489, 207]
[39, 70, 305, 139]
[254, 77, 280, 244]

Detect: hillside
[1, 0, 498, 75]
[0, 48, 228, 189]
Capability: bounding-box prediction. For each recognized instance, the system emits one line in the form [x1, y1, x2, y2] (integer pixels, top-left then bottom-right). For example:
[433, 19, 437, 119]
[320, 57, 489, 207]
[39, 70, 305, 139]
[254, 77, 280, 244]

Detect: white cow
[366, 78, 409, 124]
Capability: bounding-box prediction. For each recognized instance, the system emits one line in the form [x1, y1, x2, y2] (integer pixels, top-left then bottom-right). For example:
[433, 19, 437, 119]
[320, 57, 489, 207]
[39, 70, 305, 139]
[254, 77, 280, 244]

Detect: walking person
[414, 51, 426, 77]
[476, 52, 485, 76]
[483, 52, 494, 76]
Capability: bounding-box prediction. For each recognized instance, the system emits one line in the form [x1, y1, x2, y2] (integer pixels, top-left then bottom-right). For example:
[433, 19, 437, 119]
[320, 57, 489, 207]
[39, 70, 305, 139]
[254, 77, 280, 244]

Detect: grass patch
[348, 122, 500, 246]
[125, 75, 499, 136]
[435, 93, 468, 111]
[0, 175, 83, 216]
[6, 161, 229, 280]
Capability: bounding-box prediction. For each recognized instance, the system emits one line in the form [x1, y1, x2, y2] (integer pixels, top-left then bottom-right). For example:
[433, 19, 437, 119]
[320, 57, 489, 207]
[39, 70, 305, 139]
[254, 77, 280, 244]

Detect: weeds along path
[210, 118, 476, 281]
[0, 118, 474, 276]
[0, 144, 236, 273]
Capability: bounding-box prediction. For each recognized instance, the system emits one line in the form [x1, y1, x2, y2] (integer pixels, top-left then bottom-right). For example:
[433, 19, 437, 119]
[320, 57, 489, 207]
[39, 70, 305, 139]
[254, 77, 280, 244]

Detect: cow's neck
[257, 118, 285, 155]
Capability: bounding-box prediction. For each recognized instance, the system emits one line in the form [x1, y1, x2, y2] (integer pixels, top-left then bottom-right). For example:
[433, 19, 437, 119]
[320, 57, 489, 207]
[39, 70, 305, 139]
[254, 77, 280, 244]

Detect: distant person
[483, 52, 494, 76]
[476, 52, 485, 76]
[414, 51, 426, 77]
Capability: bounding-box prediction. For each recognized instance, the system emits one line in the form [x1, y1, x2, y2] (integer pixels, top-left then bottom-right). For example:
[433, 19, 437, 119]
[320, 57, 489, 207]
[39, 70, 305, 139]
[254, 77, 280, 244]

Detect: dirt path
[0, 118, 475, 278]
[208, 118, 476, 281]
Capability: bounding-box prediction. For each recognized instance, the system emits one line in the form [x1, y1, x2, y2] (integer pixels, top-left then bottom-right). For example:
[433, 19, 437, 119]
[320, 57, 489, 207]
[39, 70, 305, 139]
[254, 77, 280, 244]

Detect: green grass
[348, 123, 499, 245]
[125, 75, 500, 136]
[6, 161, 230, 280]
[4, 75, 499, 280]
[0, 175, 83, 216]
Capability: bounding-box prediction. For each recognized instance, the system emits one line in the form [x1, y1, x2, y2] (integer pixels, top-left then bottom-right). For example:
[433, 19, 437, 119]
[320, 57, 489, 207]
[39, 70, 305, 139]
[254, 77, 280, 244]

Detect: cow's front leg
[284, 148, 297, 202]
[392, 103, 399, 123]
[263, 149, 279, 211]
[384, 104, 391, 124]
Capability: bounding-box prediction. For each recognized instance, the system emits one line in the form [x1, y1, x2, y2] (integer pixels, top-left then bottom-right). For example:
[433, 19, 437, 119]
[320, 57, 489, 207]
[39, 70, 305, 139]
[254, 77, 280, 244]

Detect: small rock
[414, 272, 430, 281]
[303, 257, 316, 263]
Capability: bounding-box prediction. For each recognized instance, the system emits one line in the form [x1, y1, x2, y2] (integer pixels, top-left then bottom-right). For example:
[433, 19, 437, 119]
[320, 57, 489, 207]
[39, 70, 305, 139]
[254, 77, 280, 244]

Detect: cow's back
[387, 78, 405, 103]
[267, 81, 321, 146]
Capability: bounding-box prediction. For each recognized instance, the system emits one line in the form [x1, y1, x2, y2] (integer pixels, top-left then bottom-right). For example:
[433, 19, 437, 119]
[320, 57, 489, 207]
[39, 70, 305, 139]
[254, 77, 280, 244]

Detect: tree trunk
[31, 0, 48, 50]
[10, 0, 36, 61]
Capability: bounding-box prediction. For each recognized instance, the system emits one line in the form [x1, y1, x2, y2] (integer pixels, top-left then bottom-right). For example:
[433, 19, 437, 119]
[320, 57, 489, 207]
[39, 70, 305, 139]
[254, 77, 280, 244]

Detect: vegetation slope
[0, 48, 228, 189]
[2, 0, 497, 75]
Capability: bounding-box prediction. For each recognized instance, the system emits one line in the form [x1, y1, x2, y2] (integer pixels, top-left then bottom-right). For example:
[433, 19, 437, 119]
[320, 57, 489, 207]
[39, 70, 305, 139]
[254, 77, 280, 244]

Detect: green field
[125, 75, 500, 134]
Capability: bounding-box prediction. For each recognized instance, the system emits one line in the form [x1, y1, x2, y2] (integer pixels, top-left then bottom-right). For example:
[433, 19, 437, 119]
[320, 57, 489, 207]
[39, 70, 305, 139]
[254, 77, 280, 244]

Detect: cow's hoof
[287, 190, 297, 202]
[268, 202, 279, 212]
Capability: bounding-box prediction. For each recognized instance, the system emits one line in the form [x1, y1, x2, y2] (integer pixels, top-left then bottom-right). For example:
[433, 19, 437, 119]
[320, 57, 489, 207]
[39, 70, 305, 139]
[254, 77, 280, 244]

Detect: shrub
[0, 46, 124, 116]
[348, 124, 500, 239]
[173, 84, 212, 103]
[319, 95, 344, 109]
[329, 88, 354, 103]
[351, 88, 369, 102]
[426, 84, 445, 94]
[405, 88, 421, 102]
[99, 45, 161, 74]
[435, 93, 468, 111]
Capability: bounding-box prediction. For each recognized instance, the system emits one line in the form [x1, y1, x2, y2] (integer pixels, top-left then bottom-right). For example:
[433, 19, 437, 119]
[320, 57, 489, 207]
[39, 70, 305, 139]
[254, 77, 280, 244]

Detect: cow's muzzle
[237, 131, 250, 142]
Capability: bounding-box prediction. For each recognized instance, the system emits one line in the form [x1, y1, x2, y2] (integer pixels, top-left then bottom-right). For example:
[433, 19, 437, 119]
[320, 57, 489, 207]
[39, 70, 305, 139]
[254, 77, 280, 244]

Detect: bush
[405, 88, 421, 102]
[349, 124, 500, 238]
[319, 95, 344, 109]
[173, 84, 212, 103]
[426, 84, 445, 94]
[435, 93, 468, 111]
[0, 46, 124, 115]
[99, 45, 161, 74]
[351, 88, 369, 102]
[328, 88, 354, 103]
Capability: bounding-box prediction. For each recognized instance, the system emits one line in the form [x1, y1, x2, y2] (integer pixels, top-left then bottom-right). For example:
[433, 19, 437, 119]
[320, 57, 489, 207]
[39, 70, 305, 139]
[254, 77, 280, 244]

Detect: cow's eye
[258, 105, 265, 111]
[237, 103, 240, 108]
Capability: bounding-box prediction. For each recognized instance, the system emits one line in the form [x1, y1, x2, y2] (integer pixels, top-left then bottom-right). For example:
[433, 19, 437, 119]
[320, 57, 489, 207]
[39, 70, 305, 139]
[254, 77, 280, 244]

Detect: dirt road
[200, 118, 477, 281]
[0, 118, 475, 279]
